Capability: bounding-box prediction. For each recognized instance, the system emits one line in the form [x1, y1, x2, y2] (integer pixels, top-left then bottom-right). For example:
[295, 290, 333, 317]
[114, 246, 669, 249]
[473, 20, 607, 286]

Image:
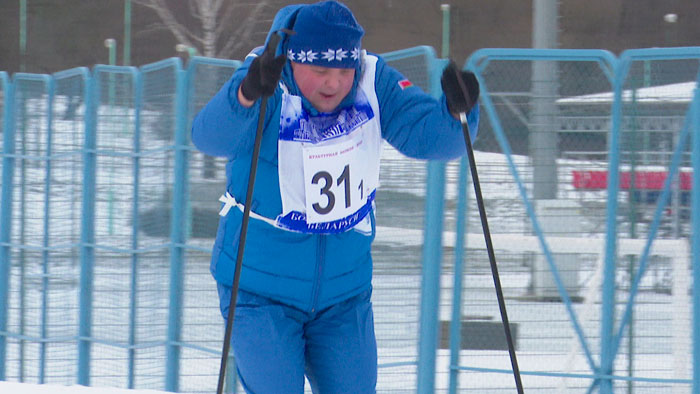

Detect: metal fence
[1, 46, 699, 393]
[432, 47, 699, 394]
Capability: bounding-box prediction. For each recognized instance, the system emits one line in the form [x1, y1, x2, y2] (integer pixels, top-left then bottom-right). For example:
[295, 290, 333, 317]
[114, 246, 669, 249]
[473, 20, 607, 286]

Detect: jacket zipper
[310, 234, 326, 313]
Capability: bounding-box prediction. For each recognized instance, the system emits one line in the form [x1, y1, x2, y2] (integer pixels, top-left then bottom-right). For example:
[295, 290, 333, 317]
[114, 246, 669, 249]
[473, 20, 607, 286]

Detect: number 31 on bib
[302, 136, 370, 224]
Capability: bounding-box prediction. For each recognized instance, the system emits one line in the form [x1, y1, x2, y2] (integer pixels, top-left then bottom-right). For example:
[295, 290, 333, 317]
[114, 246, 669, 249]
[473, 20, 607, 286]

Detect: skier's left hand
[441, 60, 479, 116]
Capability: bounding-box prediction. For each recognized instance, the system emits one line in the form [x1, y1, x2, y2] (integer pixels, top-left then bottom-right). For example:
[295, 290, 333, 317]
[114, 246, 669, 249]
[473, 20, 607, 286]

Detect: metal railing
[1, 46, 699, 393]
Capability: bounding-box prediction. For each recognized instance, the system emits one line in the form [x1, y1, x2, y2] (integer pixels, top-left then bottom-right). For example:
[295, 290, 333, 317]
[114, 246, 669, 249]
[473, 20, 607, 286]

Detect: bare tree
[132, 1, 275, 181]
[133, 0, 271, 58]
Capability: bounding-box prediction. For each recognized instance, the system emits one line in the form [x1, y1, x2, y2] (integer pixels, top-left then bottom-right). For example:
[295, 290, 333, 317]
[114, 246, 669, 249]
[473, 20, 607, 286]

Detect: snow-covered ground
[1, 88, 694, 393]
[0, 381, 170, 394]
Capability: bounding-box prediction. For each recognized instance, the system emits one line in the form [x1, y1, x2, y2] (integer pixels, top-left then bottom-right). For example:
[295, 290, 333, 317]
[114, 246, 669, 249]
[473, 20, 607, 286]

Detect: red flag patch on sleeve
[398, 79, 414, 90]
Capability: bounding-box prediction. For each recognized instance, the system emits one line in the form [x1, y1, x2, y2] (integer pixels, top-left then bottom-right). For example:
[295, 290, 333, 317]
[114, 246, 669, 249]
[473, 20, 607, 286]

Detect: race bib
[302, 134, 369, 224]
[275, 53, 382, 233]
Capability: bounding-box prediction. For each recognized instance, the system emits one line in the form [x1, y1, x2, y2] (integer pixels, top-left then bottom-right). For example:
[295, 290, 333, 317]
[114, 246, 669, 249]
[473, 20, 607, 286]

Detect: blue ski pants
[217, 284, 377, 393]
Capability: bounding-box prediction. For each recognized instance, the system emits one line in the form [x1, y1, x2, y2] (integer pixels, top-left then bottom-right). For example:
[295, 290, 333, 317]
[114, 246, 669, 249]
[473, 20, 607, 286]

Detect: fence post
[417, 161, 446, 394]
[166, 60, 188, 393]
[78, 71, 97, 387]
[39, 74, 55, 384]
[598, 53, 630, 394]
[128, 68, 143, 390]
[416, 54, 449, 394]
[0, 73, 15, 381]
[692, 82, 700, 394]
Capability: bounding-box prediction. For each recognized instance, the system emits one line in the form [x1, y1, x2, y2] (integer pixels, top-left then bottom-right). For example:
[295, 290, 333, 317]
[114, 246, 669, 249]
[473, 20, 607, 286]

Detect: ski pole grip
[453, 65, 474, 121]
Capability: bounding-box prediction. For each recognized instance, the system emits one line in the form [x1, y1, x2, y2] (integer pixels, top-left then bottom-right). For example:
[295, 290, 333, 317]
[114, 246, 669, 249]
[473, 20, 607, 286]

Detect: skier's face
[291, 62, 355, 113]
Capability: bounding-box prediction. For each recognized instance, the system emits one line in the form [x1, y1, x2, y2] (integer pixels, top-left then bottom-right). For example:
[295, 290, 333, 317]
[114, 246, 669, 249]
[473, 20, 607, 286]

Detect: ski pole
[454, 68, 525, 393]
[216, 33, 281, 394]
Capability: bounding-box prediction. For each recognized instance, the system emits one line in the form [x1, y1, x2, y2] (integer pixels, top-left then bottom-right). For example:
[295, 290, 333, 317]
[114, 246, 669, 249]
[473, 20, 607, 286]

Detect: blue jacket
[191, 5, 479, 312]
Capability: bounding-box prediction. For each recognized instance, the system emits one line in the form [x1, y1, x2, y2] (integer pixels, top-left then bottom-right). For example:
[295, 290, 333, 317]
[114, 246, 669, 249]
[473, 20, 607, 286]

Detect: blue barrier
[0, 47, 698, 393]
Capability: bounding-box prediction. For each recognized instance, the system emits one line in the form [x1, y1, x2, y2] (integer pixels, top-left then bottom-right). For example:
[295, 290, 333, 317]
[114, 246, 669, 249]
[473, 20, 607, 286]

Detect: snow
[557, 81, 697, 104]
[1, 94, 694, 393]
[0, 381, 172, 394]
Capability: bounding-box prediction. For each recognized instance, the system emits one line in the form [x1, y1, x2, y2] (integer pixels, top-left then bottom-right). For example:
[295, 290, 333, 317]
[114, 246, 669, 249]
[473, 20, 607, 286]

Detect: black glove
[441, 60, 480, 115]
[240, 34, 286, 102]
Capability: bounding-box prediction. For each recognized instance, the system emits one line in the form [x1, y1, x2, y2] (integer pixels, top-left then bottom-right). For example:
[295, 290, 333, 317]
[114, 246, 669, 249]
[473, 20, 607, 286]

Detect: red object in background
[572, 170, 692, 190]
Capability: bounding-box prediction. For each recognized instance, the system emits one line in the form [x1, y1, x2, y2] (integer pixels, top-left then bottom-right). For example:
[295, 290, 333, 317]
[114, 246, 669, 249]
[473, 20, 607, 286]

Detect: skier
[191, 1, 479, 392]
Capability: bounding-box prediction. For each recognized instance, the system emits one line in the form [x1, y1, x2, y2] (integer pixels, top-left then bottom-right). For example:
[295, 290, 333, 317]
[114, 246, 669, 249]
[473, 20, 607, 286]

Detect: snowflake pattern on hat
[287, 47, 361, 65]
[322, 48, 347, 62]
[297, 50, 319, 63]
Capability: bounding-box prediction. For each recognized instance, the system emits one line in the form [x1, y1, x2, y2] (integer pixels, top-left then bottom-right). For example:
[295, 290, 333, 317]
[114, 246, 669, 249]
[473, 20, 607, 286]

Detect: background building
[0, 0, 698, 74]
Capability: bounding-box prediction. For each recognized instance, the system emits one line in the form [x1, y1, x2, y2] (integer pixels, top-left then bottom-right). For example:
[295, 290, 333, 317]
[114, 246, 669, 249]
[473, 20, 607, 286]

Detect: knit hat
[286, 1, 364, 68]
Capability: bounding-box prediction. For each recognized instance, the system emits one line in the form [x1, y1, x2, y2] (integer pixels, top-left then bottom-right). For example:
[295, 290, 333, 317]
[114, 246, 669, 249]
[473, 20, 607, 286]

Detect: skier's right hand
[239, 34, 286, 102]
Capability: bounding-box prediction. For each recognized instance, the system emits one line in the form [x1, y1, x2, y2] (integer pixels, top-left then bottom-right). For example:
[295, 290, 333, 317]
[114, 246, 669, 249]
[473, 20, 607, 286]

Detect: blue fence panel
[447, 49, 617, 393]
[139, 58, 185, 392]
[51, 67, 90, 387]
[0, 47, 699, 393]
[380, 46, 451, 392]
[180, 56, 241, 394]
[89, 64, 142, 389]
[9, 74, 57, 384]
[433, 47, 699, 394]
[602, 47, 700, 394]
[0, 71, 13, 382]
[78, 67, 96, 387]
[692, 60, 700, 394]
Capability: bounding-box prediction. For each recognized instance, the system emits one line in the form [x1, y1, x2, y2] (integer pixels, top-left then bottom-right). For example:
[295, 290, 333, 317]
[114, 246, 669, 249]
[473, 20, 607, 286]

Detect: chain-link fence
[1, 47, 699, 393]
